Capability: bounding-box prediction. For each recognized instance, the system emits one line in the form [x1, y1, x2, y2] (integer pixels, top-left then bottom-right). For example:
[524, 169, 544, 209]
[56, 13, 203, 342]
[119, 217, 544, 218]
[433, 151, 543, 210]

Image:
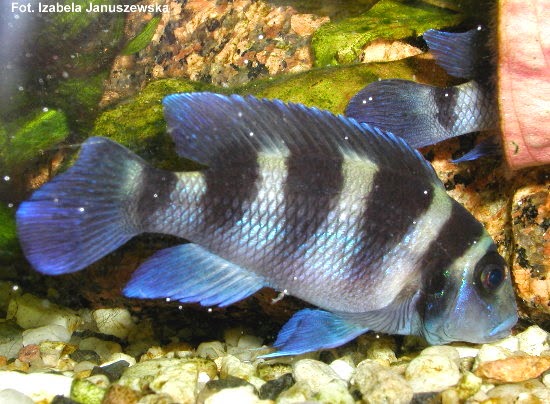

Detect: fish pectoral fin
[259, 309, 368, 358]
[337, 289, 422, 336]
[451, 135, 501, 163]
[123, 243, 265, 307]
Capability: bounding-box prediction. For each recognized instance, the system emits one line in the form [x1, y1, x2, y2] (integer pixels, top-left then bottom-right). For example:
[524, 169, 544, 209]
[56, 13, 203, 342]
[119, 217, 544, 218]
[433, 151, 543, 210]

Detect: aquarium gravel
[0, 287, 549, 403]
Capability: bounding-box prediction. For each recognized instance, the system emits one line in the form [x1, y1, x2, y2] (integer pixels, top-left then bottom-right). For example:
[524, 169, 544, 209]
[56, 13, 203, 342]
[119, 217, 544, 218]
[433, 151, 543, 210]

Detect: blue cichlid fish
[346, 26, 499, 162]
[16, 93, 517, 357]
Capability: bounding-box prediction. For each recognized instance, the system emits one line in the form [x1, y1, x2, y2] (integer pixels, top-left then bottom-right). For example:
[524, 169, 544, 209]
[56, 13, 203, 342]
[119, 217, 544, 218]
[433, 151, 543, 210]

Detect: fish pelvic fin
[16, 136, 155, 275]
[260, 309, 368, 358]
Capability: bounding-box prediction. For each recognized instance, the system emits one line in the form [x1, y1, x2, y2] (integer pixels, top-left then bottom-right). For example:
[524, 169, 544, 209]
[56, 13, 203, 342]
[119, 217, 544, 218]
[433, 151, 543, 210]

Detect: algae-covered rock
[1, 109, 69, 169]
[71, 378, 106, 404]
[312, 0, 461, 66]
[0, 204, 18, 260]
[92, 78, 213, 170]
[241, 59, 418, 114]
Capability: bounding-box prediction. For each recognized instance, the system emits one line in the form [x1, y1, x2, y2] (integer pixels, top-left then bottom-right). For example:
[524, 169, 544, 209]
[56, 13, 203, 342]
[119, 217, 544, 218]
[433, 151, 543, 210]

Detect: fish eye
[480, 264, 505, 291]
[475, 252, 507, 293]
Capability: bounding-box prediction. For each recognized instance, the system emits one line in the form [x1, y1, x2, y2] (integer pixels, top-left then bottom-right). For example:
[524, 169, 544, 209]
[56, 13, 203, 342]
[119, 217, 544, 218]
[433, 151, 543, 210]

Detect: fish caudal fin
[16, 137, 148, 275]
[260, 309, 368, 358]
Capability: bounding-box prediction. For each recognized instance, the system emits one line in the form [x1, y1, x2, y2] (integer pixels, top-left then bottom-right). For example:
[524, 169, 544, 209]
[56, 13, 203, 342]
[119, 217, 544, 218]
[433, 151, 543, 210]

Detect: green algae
[39, 0, 121, 41]
[71, 379, 106, 404]
[312, 0, 461, 67]
[122, 15, 162, 55]
[0, 205, 18, 261]
[1, 109, 69, 168]
[239, 59, 417, 114]
[92, 79, 214, 170]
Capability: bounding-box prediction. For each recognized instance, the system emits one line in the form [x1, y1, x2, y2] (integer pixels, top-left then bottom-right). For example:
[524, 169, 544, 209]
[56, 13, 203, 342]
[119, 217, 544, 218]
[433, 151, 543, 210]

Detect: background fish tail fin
[345, 80, 496, 148]
[16, 136, 149, 275]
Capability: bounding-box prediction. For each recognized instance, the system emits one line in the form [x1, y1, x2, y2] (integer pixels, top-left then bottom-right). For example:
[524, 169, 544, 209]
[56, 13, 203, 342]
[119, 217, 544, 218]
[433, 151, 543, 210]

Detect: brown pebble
[102, 383, 140, 404]
[475, 355, 550, 382]
[18, 344, 41, 363]
[0, 356, 7, 367]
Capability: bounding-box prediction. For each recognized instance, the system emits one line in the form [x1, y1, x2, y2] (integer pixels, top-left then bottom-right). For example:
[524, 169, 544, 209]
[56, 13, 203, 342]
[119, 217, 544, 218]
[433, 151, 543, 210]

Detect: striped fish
[16, 93, 517, 357]
[346, 26, 499, 161]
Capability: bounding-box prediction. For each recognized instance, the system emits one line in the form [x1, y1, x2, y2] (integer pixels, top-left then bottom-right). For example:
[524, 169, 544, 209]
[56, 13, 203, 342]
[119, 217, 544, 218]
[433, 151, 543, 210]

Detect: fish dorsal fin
[423, 26, 488, 79]
[162, 92, 440, 183]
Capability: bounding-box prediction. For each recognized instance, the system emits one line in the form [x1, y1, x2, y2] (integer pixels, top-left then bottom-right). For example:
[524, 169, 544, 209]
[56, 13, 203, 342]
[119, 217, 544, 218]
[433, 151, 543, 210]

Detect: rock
[197, 376, 257, 403]
[71, 378, 107, 404]
[78, 337, 122, 363]
[102, 383, 139, 404]
[196, 341, 226, 359]
[475, 355, 550, 383]
[119, 358, 198, 403]
[101, 0, 328, 104]
[7, 294, 80, 332]
[92, 308, 135, 339]
[69, 349, 102, 365]
[329, 358, 355, 382]
[276, 380, 313, 403]
[259, 373, 294, 400]
[352, 359, 413, 404]
[40, 341, 77, 368]
[219, 354, 256, 381]
[103, 353, 137, 367]
[22, 324, 71, 345]
[0, 371, 72, 402]
[292, 359, 346, 392]
[17, 344, 41, 365]
[311, 0, 460, 66]
[91, 360, 131, 382]
[315, 380, 355, 404]
[516, 325, 550, 356]
[405, 350, 461, 393]
[0, 389, 34, 404]
[203, 385, 261, 404]
[511, 176, 550, 321]
[0, 321, 23, 359]
[485, 379, 548, 402]
[474, 343, 513, 369]
[256, 362, 292, 381]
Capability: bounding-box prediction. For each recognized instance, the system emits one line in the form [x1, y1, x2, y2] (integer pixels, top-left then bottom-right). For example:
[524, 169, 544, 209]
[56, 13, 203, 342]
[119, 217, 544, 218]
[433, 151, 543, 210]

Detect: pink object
[498, 0, 550, 169]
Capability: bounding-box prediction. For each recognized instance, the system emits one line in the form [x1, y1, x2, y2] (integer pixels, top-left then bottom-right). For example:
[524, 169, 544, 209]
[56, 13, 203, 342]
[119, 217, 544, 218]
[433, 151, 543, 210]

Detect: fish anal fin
[123, 244, 265, 307]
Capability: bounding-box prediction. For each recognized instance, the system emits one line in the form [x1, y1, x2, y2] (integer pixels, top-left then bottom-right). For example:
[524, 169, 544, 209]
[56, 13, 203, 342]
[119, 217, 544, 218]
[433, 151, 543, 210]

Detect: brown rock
[18, 344, 41, 364]
[511, 171, 550, 322]
[101, 0, 329, 105]
[103, 383, 140, 404]
[475, 355, 550, 383]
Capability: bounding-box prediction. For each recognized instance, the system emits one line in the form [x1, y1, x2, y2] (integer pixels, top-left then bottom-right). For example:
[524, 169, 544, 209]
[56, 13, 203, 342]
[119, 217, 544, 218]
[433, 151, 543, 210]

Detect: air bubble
[3, 175, 10, 181]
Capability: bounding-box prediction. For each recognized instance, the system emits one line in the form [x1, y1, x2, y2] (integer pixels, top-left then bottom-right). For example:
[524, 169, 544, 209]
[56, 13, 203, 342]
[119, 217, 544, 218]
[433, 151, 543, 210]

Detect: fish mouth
[488, 314, 518, 339]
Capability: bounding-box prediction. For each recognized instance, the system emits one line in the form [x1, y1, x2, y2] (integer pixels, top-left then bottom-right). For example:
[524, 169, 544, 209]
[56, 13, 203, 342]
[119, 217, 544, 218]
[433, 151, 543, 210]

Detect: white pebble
[352, 359, 413, 404]
[405, 353, 461, 393]
[293, 359, 346, 392]
[517, 325, 550, 356]
[330, 358, 355, 382]
[0, 371, 72, 402]
[79, 337, 122, 362]
[7, 294, 80, 332]
[204, 385, 258, 404]
[196, 341, 226, 359]
[0, 389, 34, 404]
[22, 324, 71, 345]
[93, 308, 135, 339]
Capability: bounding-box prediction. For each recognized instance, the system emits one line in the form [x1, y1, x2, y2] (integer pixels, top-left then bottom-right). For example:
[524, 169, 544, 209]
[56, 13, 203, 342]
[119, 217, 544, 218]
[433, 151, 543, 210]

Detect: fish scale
[15, 93, 517, 357]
